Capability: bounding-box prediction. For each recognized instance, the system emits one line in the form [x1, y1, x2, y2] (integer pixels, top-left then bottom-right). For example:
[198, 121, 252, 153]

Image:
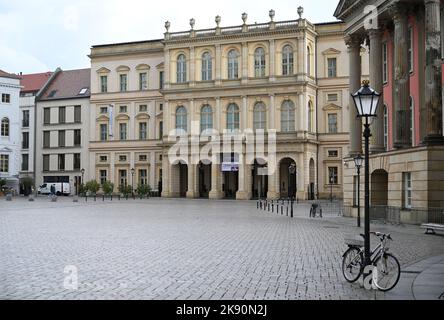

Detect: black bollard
[281, 205, 283, 215]
[286, 205, 289, 216]
[291, 200, 294, 218]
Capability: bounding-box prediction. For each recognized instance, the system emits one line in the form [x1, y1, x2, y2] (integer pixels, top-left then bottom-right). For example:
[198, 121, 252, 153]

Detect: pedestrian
[50, 184, 56, 196]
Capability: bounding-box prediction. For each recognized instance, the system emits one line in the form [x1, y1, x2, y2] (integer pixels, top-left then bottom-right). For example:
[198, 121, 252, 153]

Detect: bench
[421, 223, 444, 235]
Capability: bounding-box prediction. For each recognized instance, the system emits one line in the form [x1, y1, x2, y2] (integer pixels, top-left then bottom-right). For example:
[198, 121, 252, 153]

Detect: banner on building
[108, 104, 114, 137]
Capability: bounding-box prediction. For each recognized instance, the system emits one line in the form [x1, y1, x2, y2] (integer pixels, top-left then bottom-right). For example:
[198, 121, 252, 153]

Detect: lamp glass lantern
[351, 80, 380, 118]
[354, 154, 364, 169]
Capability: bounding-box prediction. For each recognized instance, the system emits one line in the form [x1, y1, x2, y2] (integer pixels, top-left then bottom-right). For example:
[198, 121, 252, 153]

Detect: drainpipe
[315, 33, 320, 200]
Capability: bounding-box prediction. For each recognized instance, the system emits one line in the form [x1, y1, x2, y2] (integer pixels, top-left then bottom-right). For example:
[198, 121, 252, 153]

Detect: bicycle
[342, 232, 401, 292]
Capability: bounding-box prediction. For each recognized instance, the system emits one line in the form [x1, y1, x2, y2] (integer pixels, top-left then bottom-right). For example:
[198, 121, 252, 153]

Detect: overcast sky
[0, 0, 339, 74]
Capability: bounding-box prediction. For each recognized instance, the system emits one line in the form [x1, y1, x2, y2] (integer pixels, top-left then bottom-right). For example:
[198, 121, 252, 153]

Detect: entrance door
[198, 163, 211, 198]
[179, 163, 188, 198]
[223, 171, 238, 199]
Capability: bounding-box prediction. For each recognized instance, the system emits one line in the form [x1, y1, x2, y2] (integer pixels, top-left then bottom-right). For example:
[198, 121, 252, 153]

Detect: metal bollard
[281, 205, 283, 215]
[272, 200, 274, 213]
[291, 200, 294, 218]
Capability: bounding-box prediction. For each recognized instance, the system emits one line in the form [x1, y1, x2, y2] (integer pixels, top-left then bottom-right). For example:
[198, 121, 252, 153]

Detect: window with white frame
[382, 42, 388, 84]
[307, 46, 311, 76]
[408, 26, 414, 73]
[139, 169, 148, 186]
[226, 104, 240, 132]
[119, 170, 128, 187]
[100, 76, 108, 93]
[177, 54, 187, 83]
[281, 100, 295, 132]
[327, 58, 337, 78]
[328, 167, 338, 185]
[120, 74, 128, 92]
[383, 104, 388, 150]
[228, 49, 239, 79]
[254, 48, 266, 78]
[139, 122, 148, 140]
[327, 93, 338, 102]
[175, 106, 188, 132]
[1, 118, 9, 136]
[403, 172, 412, 209]
[328, 114, 338, 134]
[139, 72, 148, 90]
[200, 105, 213, 133]
[0, 154, 9, 173]
[201, 52, 213, 81]
[282, 45, 294, 76]
[119, 123, 127, 140]
[308, 101, 314, 133]
[100, 124, 108, 141]
[100, 170, 107, 185]
[2, 93, 11, 103]
[253, 102, 267, 130]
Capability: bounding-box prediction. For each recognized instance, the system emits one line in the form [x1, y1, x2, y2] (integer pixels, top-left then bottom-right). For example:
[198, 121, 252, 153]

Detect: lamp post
[131, 168, 135, 198]
[81, 168, 85, 185]
[289, 163, 296, 218]
[351, 80, 380, 270]
[354, 154, 364, 228]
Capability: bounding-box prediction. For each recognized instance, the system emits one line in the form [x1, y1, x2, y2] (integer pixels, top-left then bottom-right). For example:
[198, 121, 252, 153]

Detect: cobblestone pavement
[1, 197, 444, 300]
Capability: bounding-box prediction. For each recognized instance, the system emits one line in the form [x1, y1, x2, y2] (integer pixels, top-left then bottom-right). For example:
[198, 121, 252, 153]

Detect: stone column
[269, 94, 275, 130]
[242, 42, 249, 84]
[423, 0, 444, 143]
[346, 34, 363, 156]
[236, 160, 251, 200]
[368, 29, 385, 153]
[242, 96, 248, 131]
[164, 49, 170, 89]
[215, 44, 222, 86]
[209, 163, 223, 199]
[215, 97, 221, 131]
[269, 39, 276, 81]
[186, 164, 197, 198]
[392, 4, 411, 149]
[190, 46, 196, 86]
[267, 168, 279, 200]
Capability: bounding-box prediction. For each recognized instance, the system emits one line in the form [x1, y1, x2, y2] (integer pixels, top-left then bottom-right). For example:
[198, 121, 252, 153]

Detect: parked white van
[38, 183, 71, 196]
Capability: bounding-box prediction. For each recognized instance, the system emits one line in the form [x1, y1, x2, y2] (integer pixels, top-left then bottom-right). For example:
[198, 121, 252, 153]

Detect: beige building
[88, 40, 164, 193]
[35, 68, 91, 195]
[335, 0, 444, 223]
[159, 12, 364, 200]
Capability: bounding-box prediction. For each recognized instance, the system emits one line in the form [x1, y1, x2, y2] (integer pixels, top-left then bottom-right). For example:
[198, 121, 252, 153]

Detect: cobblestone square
[1, 198, 444, 300]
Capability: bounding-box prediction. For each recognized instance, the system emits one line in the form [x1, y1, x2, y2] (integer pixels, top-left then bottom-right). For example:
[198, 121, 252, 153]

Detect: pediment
[135, 113, 150, 120]
[115, 114, 130, 121]
[0, 147, 12, 153]
[323, 103, 342, 111]
[96, 114, 109, 121]
[116, 65, 130, 72]
[136, 64, 151, 71]
[156, 62, 164, 69]
[96, 67, 111, 74]
[322, 48, 341, 56]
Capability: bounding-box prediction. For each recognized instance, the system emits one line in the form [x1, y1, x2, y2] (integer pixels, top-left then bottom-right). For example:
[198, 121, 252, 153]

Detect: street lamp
[288, 163, 296, 199]
[354, 154, 364, 228]
[351, 80, 380, 270]
[289, 163, 296, 218]
[81, 168, 85, 185]
[131, 168, 135, 198]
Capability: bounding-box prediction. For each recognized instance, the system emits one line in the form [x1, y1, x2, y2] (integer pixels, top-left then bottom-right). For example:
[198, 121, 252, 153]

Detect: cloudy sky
[0, 0, 339, 74]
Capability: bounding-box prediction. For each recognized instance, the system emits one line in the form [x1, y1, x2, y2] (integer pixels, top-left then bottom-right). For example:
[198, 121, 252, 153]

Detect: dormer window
[79, 88, 88, 95]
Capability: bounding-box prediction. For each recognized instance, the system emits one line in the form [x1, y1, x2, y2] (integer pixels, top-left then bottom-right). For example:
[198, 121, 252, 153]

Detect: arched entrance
[279, 158, 297, 199]
[198, 161, 211, 198]
[171, 161, 188, 198]
[252, 159, 268, 199]
[371, 169, 388, 205]
[309, 158, 315, 200]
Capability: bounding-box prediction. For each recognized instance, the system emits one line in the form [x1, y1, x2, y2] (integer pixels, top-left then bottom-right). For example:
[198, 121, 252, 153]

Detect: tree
[119, 184, 132, 198]
[0, 179, 6, 195]
[20, 177, 34, 196]
[136, 184, 151, 198]
[85, 180, 100, 195]
[102, 181, 114, 196]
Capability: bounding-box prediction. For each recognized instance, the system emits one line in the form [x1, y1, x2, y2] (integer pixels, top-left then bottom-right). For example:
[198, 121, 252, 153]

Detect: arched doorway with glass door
[198, 160, 212, 199]
[279, 158, 297, 199]
[252, 158, 268, 200]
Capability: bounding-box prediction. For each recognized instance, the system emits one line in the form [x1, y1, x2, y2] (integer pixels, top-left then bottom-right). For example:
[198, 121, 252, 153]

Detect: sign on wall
[108, 104, 114, 137]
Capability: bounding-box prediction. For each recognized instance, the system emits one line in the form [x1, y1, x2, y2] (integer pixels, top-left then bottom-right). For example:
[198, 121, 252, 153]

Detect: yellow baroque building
[89, 11, 369, 201]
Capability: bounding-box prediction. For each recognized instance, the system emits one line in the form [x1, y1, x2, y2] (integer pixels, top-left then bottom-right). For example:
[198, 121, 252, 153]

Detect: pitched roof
[40, 68, 91, 101]
[0, 69, 21, 80]
[19, 72, 53, 93]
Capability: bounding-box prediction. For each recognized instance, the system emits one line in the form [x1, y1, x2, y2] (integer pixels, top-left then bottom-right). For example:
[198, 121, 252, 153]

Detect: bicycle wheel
[342, 247, 363, 283]
[373, 253, 401, 292]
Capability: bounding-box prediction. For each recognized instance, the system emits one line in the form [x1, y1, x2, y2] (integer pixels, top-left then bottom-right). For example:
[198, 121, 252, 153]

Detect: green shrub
[136, 184, 151, 198]
[85, 180, 100, 195]
[118, 184, 132, 197]
[102, 181, 114, 195]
